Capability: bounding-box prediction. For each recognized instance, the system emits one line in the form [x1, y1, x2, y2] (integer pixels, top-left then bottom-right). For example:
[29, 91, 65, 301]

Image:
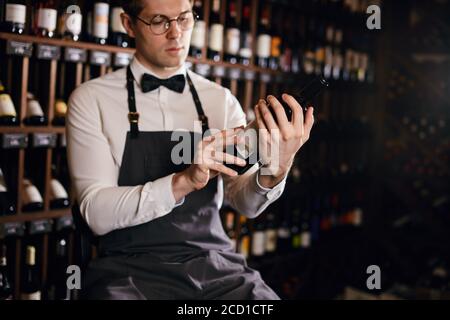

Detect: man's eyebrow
[145, 10, 192, 20]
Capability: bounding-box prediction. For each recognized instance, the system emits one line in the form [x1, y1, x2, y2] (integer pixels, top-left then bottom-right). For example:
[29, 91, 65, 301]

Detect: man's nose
[166, 20, 182, 40]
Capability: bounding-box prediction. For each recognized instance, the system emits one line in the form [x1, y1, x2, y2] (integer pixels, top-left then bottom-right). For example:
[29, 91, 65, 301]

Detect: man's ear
[121, 13, 136, 38]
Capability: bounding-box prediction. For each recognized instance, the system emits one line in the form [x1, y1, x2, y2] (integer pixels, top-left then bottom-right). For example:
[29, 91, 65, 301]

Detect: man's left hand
[254, 94, 315, 188]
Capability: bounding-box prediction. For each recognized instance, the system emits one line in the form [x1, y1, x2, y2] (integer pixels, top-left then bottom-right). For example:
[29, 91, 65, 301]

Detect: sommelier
[67, 0, 314, 300]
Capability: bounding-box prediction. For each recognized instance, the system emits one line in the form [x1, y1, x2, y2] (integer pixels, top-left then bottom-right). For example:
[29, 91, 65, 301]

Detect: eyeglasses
[135, 11, 198, 35]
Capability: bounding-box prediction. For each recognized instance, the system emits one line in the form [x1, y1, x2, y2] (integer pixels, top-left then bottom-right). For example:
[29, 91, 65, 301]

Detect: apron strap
[126, 66, 210, 139]
[186, 71, 210, 136]
[126, 66, 140, 139]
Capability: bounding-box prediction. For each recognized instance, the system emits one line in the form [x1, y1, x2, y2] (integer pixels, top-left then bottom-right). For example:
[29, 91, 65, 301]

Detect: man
[67, 0, 315, 300]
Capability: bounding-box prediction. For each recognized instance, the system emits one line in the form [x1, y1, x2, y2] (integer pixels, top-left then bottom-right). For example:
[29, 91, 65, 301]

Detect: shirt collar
[130, 57, 187, 89]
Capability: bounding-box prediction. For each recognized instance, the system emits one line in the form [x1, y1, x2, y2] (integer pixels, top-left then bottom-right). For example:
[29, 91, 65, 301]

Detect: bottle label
[20, 291, 41, 300]
[24, 183, 43, 204]
[6, 4, 26, 24]
[353, 208, 363, 226]
[301, 231, 311, 248]
[94, 3, 110, 39]
[315, 47, 325, 63]
[256, 34, 271, 58]
[271, 36, 282, 58]
[239, 235, 250, 259]
[0, 94, 17, 117]
[326, 26, 334, 43]
[325, 46, 334, 66]
[239, 33, 253, 58]
[51, 179, 69, 200]
[251, 231, 265, 256]
[208, 24, 224, 52]
[27, 100, 45, 117]
[64, 12, 83, 35]
[264, 229, 277, 252]
[335, 30, 343, 44]
[37, 8, 58, 31]
[212, 0, 221, 12]
[277, 227, 290, 239]
[225, 28, 240, 55]
[111, 7, 126, 33]
[191, 20, 206, 48]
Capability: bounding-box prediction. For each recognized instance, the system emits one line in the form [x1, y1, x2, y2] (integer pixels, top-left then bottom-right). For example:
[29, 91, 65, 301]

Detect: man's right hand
[172, 128, 246, 202]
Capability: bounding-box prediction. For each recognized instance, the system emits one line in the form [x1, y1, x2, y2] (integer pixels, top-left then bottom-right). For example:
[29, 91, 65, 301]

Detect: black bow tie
[140, 73, 186, 93]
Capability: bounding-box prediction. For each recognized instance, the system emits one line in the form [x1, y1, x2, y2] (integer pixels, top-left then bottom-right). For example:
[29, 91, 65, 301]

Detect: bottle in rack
[239, 0, 253, 66]
[0, 245, 13, 300]
[22, 179, 44, 212]
[92, 1, 110, 45]
[251, 215, 266, 261]
[224, 0, 240, 64]
[3, 0, 27, 34]
[34, 0, 58, 38]
[52, 98, 67, 126]
[58, 0, 83, 42]
[264, 212, 277, 258]
[110, 0, 130, 48]
[189, 0, 206, 59]
[50, 165, 70, 210]
[0, 167, 16, 216]
[207, 0, 223, 62]
[238, 216, 250, 259]
[20, 246, 41, 300]
[47, 237, 70, 300]
[256, 2, 271, 69]
[0, 81, 19, 126]
[223, 208, 236, 251]
[24, 93, 47, 126]
[269, 7, 282, 71]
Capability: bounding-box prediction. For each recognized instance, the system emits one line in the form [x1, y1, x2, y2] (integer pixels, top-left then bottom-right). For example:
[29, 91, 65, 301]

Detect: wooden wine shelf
[0, 208, 71, 224]
[0, 126, 66, 134]
[0, 32, 282, 77]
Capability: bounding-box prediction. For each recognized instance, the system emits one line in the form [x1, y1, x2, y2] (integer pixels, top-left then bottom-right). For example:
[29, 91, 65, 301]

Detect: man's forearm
[172, 171, 196, 203]
[257, 156, 294, 188]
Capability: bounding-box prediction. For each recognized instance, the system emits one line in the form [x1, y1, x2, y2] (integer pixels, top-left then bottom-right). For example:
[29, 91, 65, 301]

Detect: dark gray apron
[82, 66, 280, 300]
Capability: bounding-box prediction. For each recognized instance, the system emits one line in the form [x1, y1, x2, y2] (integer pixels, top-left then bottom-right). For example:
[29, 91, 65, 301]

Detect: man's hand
[172, 128, 246, 202]
[255, 94, 315, 188]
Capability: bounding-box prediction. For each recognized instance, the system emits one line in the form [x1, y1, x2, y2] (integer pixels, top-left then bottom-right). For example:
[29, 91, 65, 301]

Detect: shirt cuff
[142, 174, 185, 212]
[255, 171, 287, 200]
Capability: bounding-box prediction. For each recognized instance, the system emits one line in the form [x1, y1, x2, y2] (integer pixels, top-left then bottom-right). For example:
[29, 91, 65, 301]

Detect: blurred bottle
[34, 0, 58, 38]
[0, 245, 13, 300]
[3, 0, 27, 34]
[256, 2, 271, 68]
[238, 216, 250, 259]
[58, 0, 83, 41]
[22, 179, 44, 212]
[239, 0, 253, 66]
[189, 0, 206, 59]
[0, 81, 19, 126]
[110, 0, 130, 48]
[24, 93, 47, 126]
[207, 0, 223, 62]
[20, 246, 41, 300]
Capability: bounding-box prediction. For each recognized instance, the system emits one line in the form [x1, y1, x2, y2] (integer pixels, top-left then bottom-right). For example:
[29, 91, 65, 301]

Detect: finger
[281, 93, 303, 132]
[210, 162, 238, 177]
[255, 105, 267, 131]
[258, 99, 278, 131]
[303, 107, 315, 140]
[211, 151, 246, 167]
[267, 95, 290, 132]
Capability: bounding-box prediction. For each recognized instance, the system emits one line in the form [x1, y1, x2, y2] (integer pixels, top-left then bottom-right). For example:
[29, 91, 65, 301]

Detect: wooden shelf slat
[0, 126, 66, 134]
[0, 208, 71, 224]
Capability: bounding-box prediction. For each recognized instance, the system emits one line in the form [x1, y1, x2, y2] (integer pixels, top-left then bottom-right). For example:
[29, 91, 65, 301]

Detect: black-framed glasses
[135, 11, 199, 35]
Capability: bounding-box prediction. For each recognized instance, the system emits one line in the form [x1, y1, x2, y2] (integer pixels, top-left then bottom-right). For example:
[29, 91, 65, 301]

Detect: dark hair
[122, 0, 146, 21]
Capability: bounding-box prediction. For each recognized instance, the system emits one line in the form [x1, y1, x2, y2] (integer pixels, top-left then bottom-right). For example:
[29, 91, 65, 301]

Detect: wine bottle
[52, 98, 67, 126]
[22, 179, 44, 212]
[238, 0, 253, 66]
[276, 214, 291, 254]
[290, 208, 301, 250]
[35, 0, 58, 38]
[323, 20, 335, 79]
[50, 172, 70, 210]
[3, 0, 26, 34]
[58, 0, 83, 42]
[226, 76, 329, 175]
[0, 81, 19, 126]
[223, 209, 236, 251]
[224, 0, 240, 64]
[238, 216, 250, 259]
[20, 246, 41, 300]
[47, 238, 70, 300]
[256, 2, 271, 68]
[264, 212, 277, 257]
[24, 93, 47, 126]
[110, 1, 129, 48]
[207, 0, 223, 62]
[92, 1, 110, 45]
[0, 245, 13, 300]
[0, 167, 16, 216]
[303, 18, 316, 75]
[269, 7, 282, 71]
[251, 216, 266, 261]
[189, 0, 205, 59]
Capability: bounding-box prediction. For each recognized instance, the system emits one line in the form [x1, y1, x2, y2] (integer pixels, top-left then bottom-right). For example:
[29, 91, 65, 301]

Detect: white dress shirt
[67, 57, 286, 236]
